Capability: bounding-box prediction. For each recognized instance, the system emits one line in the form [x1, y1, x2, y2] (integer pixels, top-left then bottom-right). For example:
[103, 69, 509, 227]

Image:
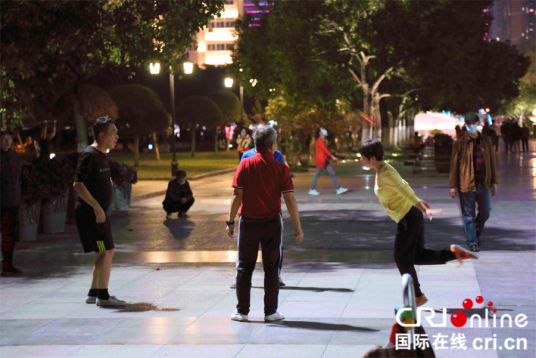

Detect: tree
[501, 50, 536, 124]
[206, 90, 242, 152]
[232, 0, 528, 147]
[109, 84, 168, 166]
[1, 0, 225, 149]
[79, 85, 119, 124]
[177, 96, 222, 158]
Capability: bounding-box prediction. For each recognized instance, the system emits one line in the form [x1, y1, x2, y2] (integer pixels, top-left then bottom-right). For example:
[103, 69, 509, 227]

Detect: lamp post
[150, 61, 193, 177]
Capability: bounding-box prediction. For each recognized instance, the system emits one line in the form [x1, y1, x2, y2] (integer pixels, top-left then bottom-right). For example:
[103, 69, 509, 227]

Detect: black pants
[1, 206, 19, 267]
[522, 139, 529, 152]
[236, 215, 282, 316]
[394, 207, 456, 297]
[163, 198, 195, 214]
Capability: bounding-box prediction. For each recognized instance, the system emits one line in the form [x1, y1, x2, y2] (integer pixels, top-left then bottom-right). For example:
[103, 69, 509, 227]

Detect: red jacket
[315, 137, 333, 168]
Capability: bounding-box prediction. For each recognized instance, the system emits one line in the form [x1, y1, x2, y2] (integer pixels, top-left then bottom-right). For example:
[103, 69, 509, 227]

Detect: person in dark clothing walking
[226, 125, 304, 322]
[163, 170, 195, 219]
[1, 130, 23, 275]
[521, 124, 530, 152]
[39, 120, 57, 160]
[73, 117, 126, 307]
[500, 121, 511, 153]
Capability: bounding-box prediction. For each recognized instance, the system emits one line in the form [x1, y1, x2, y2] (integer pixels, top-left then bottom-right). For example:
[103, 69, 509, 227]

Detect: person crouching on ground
[163, 170, 195, 219]
[359, 138, 477, 307]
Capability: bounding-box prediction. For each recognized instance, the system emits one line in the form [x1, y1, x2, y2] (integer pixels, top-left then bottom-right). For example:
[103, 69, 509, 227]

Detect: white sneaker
[230, 311, 248, 321]
[85, 296, 96, 304]
[308, 189, 320, 196]
[265, 311, 285, 322]
[166, 213, 172, 219]
[96, 295, 126, 307]
[230, 282, 237, 289]
[336, 187, 349, 195]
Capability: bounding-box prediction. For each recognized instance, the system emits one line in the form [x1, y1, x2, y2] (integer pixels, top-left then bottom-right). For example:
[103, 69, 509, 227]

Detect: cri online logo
[396, 296, 528, 328]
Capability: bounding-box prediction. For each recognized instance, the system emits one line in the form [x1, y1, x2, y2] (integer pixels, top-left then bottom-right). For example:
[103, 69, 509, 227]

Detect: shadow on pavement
[268, 320, 380, 332]
[100, 302, 180, 312]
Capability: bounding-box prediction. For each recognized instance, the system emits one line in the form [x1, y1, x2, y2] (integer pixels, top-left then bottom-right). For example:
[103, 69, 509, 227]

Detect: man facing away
[449, 112, 498, 252]
[163, 170, 195, 219]
[1, 130, 23, 275]
[226, 125, 304, 322]
[73, 117, 126, 306]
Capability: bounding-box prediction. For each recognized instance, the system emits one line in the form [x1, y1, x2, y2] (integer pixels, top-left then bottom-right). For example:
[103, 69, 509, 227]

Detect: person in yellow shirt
[359, 139, 477, 306]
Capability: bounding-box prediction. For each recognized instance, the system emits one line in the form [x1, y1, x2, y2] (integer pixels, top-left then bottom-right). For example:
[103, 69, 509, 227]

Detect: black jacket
[164, 180, 194, 203]
[1, 149, 22, 208]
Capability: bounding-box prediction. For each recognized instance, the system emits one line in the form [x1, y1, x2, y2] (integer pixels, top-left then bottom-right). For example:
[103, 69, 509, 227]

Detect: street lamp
[224, 77, 234, 88]
[150, 61, 194, 177]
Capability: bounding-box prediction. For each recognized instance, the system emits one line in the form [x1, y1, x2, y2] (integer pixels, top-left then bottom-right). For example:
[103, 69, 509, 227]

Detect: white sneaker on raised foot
[265, 311, 285, 322]
[230, 281, 237, 289]
[336, 187, 349, 195]
[309, 189, 320, 196]
[85, 296, 97, 304]
[230, 311, 248, 321]
[96, 296, 126, 307]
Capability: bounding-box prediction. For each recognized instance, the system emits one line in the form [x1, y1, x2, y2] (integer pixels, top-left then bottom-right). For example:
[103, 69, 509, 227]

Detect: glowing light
[362, 166, 370, 171]
[224, 77, 233, 88]
[149, 62, 161, 75]
[249, 78, 258, 87]
[197, 42, 206, 52]
[49, 153, 55, 160]
[228, 144, 233, 148]
[106, 149, 110, 153]
[148, 144, 153, 150]
[183, 62, 194, 74]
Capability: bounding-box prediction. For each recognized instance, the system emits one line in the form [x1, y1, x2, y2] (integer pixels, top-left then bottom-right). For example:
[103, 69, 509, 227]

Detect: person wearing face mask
[449, 112, 498, 252]
[163, 170, 195, 219]
[309, 127, 348, 195]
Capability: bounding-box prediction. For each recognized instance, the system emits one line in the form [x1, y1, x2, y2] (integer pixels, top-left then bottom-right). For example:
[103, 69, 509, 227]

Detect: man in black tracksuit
[0, 130, 23, 275]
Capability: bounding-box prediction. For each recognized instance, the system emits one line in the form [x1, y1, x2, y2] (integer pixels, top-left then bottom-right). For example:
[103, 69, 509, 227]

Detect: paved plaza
[1, 146, 535, 358]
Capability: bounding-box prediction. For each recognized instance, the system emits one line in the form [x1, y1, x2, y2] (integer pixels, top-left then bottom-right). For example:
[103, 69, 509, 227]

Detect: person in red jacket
[309, 127, 348, 195]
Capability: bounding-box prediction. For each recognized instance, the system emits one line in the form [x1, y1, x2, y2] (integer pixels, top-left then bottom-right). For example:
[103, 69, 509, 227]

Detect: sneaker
[178, 212, 189, 218]
[166, 213, 172, 219]
[416, 293, 428, 307]
[1, 265, 22, 275]
[469, 245, 480, 252]
[86, 296, 97, 304]
[96, 296, 126, 307]
[452, 244, 479, 260]
[230, 311, 248, 321]
[265, 311, 285, 322]
[230, 281, 237, 289]
[308, 189, 320, 196]
[336, 187, 349, 195]
[279, 277, 286, 287]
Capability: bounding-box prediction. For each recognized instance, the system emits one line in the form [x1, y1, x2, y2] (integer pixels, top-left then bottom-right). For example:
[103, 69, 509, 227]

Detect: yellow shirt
[374, 163, 420, 223]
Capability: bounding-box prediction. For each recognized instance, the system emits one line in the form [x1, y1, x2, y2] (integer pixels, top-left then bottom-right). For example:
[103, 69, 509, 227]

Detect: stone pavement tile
[61, 305, 138, 319]
[436, 349, 498, 358]
[277, 301, 348, 318]
[0, 303, 81, 320]
[92, 332, 178, 345]
[130, 308, 207, 318]
[29, 318, 124, 337]
[236, 344, 326, 358]
[68, 344, 163, 358]
[152, 344, 245, 358]
[0, 345, 82, 358]
[321, 344, 378, 358]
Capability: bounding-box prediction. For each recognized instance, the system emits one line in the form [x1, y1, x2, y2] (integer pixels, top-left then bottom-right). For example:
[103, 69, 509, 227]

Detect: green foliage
[206, 90, 242, 125]
[1, 0, 225, 124]
[21, 163, 48, 204]
[79, 85, 119, 123]
[177, 95, 223, 129]
[110, 160, 138, 194]
[108, 84, 168, 135]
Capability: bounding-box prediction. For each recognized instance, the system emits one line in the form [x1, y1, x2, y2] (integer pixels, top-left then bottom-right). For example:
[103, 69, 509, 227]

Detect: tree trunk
[133, 135, 140, 167]
[152, 132, 161, 162]
[74, 99, 87, 153]
[191, 127, 196, 158]
[214, 130, 219, 153]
